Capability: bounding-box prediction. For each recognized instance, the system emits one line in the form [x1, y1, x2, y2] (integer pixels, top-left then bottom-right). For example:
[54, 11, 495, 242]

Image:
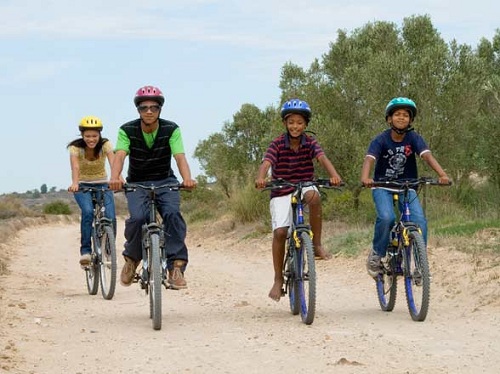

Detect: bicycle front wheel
[85, 232, 100, 295]
[404, 230, 430, 321]
[296, 232, 316, 325]
[376, 255, 398, 312]
[99, 225, 117, 300]
[149, 232, 162, 330]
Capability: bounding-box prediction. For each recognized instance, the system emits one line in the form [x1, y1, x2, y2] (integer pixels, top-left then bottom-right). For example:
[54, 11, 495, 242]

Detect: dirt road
[1, 219, 499, 373]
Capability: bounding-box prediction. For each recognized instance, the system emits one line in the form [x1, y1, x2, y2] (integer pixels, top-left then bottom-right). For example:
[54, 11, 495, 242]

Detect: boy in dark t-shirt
[360, 97, 450, 278]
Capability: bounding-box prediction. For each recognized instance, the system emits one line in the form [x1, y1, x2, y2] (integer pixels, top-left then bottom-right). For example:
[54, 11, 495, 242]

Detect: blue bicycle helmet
[385, 97, 417, 121]
[280, 99, 312, 122]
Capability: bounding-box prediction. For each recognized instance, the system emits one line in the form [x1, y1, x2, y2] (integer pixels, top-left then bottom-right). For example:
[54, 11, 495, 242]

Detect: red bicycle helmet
[134, 85, 165, 107]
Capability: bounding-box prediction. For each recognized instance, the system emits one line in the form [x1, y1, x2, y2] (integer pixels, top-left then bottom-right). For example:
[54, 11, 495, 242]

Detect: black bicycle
[79, 187, 117, 300]
[123, 182, 183, 330]
[264, 179, 342, 325]
[367, 177, 451, 321]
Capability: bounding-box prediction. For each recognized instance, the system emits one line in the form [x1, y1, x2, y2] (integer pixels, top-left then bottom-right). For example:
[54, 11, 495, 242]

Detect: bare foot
[268, 279, 284, 302]
[314, 246, 332, 260]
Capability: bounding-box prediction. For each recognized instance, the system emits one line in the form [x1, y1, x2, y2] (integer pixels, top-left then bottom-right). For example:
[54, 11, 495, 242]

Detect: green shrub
[43, 200, 72, 215]
[181, 181, 227, 223]
[230, 183, 269, 224]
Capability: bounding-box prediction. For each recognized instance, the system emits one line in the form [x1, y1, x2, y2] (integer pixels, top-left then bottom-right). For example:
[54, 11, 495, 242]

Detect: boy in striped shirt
[255, 99, 343, 301]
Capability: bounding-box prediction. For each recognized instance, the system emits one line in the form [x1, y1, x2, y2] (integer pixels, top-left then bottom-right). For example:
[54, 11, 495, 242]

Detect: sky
[0, 0, 498, 194]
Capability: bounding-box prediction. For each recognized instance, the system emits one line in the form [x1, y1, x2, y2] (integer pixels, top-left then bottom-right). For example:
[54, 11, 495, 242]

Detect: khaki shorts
[269, 186, 318, 231]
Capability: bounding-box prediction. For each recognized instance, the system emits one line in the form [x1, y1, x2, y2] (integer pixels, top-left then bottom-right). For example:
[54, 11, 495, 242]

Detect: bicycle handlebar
[365, 177, 452, 189]
[263, 179, 345, 191]
[122, 182, 185, 193]
[78, 186, 112, 193]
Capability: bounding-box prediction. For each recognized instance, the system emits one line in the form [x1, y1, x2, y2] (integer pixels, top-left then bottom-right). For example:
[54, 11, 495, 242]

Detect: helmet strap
[390, 124, 414, 134]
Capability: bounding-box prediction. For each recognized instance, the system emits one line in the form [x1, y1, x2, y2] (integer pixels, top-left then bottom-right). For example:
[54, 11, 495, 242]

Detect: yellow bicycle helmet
[79, 116, 103, 131]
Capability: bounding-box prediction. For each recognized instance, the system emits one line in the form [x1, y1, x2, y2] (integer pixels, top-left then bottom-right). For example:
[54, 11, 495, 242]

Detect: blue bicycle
[367, 177, 450, 321]
[264, 179, 342, 325]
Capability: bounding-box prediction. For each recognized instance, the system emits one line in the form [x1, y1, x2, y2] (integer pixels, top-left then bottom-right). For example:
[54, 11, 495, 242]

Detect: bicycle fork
[139, 223, 164, 290]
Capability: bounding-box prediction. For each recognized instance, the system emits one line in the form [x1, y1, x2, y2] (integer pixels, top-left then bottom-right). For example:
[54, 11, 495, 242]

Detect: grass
[433, 219, 500, 237]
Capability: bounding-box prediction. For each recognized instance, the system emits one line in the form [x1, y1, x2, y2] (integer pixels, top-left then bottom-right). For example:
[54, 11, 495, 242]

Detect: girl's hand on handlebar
[68, 183, 79, 192]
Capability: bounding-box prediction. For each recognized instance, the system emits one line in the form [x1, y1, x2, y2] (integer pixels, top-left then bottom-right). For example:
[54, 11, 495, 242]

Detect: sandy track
[1, 219, 499, 373]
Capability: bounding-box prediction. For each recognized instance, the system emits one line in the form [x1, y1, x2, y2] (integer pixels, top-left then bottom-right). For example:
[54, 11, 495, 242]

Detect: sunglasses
[137, 105, 161, 113]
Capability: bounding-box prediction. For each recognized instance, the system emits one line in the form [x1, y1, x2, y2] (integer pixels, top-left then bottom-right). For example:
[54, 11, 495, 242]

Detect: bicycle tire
[86, 233, 100, 295]
[285, 243, 300, 315]
[297, 232, 316, 325]
[404, 230, 430, 321]
[149, 232, 162, 330]
[376, 254, 398, 312]
[99, 225, 117, 300]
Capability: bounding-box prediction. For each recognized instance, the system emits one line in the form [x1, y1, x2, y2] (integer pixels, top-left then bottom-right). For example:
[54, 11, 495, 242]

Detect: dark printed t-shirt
[366, 129, 429, 181]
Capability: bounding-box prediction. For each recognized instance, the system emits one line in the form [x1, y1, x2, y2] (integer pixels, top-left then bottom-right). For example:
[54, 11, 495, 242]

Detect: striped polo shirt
[263, 133, 325, 198]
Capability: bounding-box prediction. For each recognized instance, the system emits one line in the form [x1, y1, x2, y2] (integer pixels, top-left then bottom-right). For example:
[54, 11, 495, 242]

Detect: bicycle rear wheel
[149, 232, 162, 330]
[99, 225, 117, 300]
[285, 244, 300, 315]
[296, 232, 316, 325]
[376, 255, 398, 311]
[86, 235, 99, 295]
[404, 230, 430, 321]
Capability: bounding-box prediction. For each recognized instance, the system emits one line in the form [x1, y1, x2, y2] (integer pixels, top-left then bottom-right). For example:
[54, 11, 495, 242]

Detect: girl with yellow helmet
[67, 116, 118, 267]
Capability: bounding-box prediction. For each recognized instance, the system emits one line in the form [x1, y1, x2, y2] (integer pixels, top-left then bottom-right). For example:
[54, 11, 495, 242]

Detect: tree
[194, 104, 278, 197]
[195, 15, 500, 211]
[40, 184, 48, 194]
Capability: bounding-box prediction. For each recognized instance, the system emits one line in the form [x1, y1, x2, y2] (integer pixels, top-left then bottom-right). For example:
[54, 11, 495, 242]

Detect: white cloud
[1, 1, 496, 46]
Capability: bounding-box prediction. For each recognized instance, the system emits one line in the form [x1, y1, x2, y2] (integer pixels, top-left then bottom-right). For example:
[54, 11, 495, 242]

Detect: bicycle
[79, 186, 117, 300]
[263, 179, 342, 325]
[123, 182, 184, 330]
[365, 177, 451, 321]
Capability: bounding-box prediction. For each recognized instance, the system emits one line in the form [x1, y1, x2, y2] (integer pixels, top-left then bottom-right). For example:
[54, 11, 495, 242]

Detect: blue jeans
[123, 177, 188, 271]
[74, 183, 116, 255]
[372, 188, 427, 257]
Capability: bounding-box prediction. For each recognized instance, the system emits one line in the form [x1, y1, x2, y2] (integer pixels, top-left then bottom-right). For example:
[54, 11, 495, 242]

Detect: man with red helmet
[110, 85, 196, 289]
